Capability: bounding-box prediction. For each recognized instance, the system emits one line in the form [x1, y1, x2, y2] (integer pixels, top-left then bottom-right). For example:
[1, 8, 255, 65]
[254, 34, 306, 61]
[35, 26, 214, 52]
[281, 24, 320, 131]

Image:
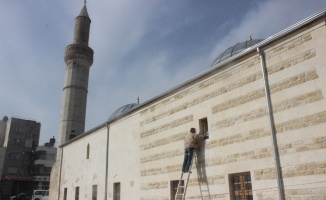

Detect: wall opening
[199, 117, 209, 139]
[63, 188, 67, 200]
[92, 185, 97, 200]
[75, 186, 79, 200]
[229, 172, 252, 200]
[87, 143, 90, 159]
[113, 182, 121, 200]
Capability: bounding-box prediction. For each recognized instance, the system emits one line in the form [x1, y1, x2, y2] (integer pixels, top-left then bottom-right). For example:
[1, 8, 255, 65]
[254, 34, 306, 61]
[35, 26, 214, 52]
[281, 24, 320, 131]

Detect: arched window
[87, 143, 90, 159]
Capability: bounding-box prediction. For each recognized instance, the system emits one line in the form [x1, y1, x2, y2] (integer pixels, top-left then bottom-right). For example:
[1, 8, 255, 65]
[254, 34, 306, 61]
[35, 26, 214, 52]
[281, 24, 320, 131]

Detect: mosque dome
[212, 39, 263, 67]
[109, 103, 138, 120]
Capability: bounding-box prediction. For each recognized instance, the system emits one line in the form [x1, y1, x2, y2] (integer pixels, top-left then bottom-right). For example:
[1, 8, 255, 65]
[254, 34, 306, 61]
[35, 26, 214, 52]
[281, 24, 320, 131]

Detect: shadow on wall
[196, 139, 211, 200]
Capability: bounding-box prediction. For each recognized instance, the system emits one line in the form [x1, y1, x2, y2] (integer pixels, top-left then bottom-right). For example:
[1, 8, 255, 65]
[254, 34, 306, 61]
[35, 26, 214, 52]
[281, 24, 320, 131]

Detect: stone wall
[137, 20, 326, 200]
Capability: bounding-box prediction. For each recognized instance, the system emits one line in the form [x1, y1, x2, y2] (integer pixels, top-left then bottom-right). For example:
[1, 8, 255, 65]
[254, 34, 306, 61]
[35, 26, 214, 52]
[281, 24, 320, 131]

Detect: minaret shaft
[58, 4, 93, 145]
[73, 15, 91, 45]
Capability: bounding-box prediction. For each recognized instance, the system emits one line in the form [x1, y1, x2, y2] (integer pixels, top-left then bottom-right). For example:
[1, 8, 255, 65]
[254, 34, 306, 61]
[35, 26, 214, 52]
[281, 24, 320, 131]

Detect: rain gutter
[104, 123, 110, 200]
[257, 47, 285, 200]
[57, 148, 63, 200]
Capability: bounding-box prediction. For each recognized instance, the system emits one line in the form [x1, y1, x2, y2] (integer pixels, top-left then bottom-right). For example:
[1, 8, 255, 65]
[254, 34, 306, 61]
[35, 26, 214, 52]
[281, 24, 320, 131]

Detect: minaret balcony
[64, 44, 94, 65]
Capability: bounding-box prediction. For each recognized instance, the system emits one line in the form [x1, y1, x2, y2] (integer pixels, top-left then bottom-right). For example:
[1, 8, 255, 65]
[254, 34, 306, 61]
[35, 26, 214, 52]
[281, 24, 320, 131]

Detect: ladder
[194, 154, 211, 200]
[174, 152, 195, 200]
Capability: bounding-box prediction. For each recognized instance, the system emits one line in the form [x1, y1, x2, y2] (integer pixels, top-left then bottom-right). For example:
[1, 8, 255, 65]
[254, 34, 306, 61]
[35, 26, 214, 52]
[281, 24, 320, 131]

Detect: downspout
[104, 123, 110, 200]
[257, 47, 285, 200]
[57, 148, 63, 200]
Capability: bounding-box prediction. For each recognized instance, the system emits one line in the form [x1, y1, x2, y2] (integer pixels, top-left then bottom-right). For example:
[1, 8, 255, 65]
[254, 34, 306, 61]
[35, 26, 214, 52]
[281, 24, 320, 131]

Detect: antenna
[84, 0, 86, 4]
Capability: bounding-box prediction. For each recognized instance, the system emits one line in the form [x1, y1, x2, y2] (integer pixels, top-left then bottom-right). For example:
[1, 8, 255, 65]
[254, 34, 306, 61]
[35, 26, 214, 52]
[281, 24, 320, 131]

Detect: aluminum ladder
[194, 154, 211, 200]
[174, 152, 195, 200]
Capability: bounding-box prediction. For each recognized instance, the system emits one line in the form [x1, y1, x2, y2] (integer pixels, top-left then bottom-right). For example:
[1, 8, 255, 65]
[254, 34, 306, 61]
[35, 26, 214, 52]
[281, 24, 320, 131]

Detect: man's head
[190, 128, 196, 133]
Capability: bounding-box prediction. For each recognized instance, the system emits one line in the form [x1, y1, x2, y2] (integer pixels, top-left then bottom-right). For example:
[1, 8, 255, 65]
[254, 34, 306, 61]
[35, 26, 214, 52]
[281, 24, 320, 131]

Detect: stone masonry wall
[138, 24, 326, 200]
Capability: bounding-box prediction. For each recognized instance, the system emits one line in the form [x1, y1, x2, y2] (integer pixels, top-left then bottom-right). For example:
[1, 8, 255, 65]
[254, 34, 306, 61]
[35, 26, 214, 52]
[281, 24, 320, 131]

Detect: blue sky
[1, 0, 326, 145]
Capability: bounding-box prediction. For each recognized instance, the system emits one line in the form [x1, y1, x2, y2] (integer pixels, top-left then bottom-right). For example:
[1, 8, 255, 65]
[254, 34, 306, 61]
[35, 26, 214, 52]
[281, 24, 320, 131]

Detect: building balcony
[34, 159, 55, 167]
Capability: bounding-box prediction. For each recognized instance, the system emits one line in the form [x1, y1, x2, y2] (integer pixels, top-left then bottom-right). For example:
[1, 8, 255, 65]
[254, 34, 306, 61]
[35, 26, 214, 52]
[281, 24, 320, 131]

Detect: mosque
[49, 3, 326, 200]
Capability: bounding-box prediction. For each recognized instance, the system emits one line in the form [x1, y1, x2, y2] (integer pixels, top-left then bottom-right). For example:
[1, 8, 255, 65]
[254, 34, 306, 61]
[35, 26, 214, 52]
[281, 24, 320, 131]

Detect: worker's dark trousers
[182, 148, 195, 172]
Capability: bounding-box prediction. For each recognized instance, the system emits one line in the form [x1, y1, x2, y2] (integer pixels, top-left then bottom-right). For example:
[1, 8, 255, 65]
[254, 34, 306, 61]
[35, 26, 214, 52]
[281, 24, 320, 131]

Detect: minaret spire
[59, 3, 94, 145]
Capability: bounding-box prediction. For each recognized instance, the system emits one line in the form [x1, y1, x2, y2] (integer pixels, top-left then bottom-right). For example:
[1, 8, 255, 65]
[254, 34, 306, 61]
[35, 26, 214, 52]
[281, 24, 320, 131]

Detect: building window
[75, 187, 79, 200]
[170, 180, 184, 200]
[9, 153, 20, 160]
[7, 167, 18, 174]
[199, 117, 209, 139]
[32, 140, 37, 147]
[113, 182, 120, 200]
[15, 126, 22, 132]
[10, 139, 21, 146]
[229, 172, 253, 200]
[25, 138, 32, 147]
[87, 144, 90, 159]
[44, 167, 52, 174]
[46, 153, 55, 161]
[92, 185, 97, 200]
[63, 188, 67, 200]
[32, 129, 39, 136]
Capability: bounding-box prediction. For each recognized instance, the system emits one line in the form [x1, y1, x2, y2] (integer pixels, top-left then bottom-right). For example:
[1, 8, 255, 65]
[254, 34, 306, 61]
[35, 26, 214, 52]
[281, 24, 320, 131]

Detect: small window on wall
[229, 172, 253, 200]
[113, 182, 121, 200]
[63, 188, 67, 200]
[7, 167, 18, 174]
[199, 117, 209, 139]
[87, 144, 90, 159]
[75, 187, 79, 200]
[170, 180, 184, 200]
[92, 185, 97, 200]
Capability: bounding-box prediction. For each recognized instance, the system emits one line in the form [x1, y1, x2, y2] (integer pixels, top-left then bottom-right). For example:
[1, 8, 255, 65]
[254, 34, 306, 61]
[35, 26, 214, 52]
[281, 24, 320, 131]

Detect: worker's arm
[196, 132, 208, 141]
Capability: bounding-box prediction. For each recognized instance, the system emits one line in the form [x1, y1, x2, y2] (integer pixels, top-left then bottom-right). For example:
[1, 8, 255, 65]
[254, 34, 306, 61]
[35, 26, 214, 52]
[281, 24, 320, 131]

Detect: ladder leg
[176, 150, 196, 200]
[195, 153, 211, 200]
[174, 172, 184, 200]
[182, 151, 196, 200]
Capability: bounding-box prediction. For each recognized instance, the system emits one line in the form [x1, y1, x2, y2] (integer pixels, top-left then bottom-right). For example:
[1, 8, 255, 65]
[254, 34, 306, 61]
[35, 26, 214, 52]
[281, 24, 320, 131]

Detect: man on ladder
[182, 128, 207, 173]
[175, 128, 208, 200]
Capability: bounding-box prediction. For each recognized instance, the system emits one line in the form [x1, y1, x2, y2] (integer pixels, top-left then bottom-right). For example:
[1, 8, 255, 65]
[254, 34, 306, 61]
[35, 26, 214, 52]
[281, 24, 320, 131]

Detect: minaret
[58, 2, 94, 145]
